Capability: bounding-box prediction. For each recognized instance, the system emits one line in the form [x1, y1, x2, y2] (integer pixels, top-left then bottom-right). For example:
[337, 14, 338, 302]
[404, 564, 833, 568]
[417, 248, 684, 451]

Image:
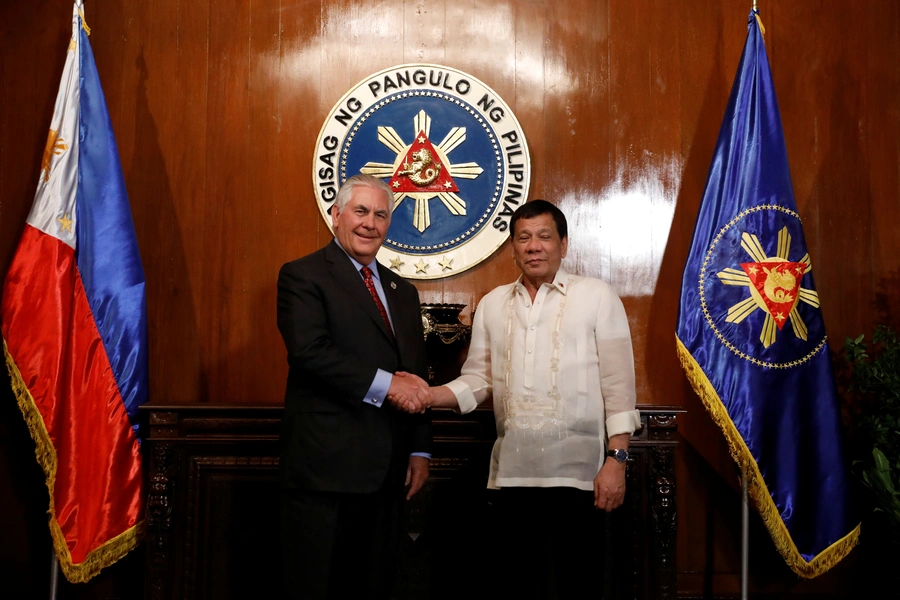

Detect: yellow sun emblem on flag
[716, 226, 820, 348]
[699, 205, 828, 368]
[41, 129, 69, 182]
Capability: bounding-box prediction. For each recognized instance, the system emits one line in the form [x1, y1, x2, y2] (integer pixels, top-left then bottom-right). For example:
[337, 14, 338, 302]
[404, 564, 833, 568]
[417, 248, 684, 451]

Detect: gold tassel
[78, 7, 91, 36]
[676, 335, 860, 578]
[755, 12, 766, 37]
[3, 339, 144, 582]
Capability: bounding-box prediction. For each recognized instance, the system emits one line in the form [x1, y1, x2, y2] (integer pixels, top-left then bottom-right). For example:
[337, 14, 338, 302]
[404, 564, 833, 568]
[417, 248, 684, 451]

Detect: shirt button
[530, 325, 535, 330]
[527, 349, 533, 354]
[525, 304, 531, 308]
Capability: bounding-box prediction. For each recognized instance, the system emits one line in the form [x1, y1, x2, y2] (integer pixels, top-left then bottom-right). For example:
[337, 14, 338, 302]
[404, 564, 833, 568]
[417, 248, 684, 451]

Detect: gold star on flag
[390, 256, 405, 271]
[438, 256, 453, 271]
[414, 259, 429, 273]
[57, 213, 73, 232]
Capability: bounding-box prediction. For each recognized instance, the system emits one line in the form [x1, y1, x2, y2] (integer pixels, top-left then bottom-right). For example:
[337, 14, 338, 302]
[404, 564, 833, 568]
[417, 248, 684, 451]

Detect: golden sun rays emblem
[359, 109, 484, 233]
[699, 205, 828, 368]
[716, 226, 820, 348]
[41, 129, 69, 182]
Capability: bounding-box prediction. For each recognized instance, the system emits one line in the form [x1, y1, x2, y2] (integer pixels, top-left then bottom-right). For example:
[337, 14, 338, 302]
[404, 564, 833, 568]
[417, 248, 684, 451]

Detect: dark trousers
[492, 487, 606, 600]
[280, 484, 400, 600]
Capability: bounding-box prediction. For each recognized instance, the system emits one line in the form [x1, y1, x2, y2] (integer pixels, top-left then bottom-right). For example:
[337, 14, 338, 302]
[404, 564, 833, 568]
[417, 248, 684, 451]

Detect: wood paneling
[2, 0, 899, 597]
[867, 1, 900, 326]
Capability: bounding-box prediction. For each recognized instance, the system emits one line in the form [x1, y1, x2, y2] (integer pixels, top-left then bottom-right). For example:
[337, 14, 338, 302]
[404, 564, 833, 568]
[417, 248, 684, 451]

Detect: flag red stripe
[1, 225, 143, 565]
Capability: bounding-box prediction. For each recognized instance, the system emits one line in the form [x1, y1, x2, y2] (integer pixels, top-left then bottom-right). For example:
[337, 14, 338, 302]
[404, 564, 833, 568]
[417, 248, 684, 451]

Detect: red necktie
[361, 266, 395, 339]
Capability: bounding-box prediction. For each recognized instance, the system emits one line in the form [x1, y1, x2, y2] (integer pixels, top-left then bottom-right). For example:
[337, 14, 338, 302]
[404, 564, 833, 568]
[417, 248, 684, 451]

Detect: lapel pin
[390, 282, 397, 290]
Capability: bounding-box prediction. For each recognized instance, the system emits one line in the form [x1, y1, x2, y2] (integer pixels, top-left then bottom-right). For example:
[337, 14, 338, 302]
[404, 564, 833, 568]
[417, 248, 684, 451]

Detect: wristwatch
[606, 448, 629, 463]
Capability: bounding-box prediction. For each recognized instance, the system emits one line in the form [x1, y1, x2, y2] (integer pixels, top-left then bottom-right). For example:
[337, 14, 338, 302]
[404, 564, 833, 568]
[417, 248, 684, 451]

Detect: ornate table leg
[651, 445, 676, 600]
[146, 443, 175, 600]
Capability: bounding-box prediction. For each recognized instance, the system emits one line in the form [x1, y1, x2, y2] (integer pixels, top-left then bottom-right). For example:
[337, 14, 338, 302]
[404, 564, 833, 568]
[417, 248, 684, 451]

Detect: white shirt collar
[515, 268, 571, 296]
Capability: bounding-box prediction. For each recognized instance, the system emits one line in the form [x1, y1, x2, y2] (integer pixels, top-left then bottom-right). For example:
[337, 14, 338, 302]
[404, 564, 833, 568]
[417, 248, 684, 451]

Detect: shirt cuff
[410, 452, 431, 460]
[363, 369, 393, 407]
[445, 379, 477, 414]
[606, 409, 642, 437]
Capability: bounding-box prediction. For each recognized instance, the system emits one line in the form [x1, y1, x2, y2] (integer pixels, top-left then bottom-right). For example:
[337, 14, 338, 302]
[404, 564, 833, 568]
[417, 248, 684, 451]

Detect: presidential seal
[701, 204, 827, 369]
[313, 64, 531, 279]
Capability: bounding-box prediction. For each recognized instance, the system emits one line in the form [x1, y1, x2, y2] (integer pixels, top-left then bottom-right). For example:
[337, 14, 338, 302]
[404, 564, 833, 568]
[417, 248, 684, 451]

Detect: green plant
[844, 326, 900, 541]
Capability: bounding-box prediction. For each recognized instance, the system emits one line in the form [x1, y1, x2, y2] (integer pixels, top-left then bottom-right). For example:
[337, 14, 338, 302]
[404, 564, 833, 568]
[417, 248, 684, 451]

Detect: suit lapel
[324, 241, 396, 345]
[379, 264, 414, 355]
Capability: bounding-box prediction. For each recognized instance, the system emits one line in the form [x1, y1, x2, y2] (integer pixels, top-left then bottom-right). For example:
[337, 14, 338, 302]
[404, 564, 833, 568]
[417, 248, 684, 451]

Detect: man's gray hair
[334, 174, 394, 212]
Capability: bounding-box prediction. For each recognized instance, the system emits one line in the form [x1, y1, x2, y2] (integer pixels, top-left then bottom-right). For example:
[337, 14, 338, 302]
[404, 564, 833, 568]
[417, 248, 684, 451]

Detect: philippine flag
[1, 2, 148, 583]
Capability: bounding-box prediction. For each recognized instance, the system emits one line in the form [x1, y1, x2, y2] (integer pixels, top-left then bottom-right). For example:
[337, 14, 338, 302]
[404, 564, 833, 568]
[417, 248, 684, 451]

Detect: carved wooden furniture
[142, 404, 681, 599]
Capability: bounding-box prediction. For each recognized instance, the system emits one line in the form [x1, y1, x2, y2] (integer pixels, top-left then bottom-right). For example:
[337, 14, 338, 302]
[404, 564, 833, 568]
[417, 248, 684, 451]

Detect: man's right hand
[388, 372, 431, 413]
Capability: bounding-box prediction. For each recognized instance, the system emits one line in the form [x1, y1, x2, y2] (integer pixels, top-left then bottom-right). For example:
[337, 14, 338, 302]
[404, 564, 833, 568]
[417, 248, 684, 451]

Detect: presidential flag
[1, 2, 148, 583]
[675, 9, 858, 577]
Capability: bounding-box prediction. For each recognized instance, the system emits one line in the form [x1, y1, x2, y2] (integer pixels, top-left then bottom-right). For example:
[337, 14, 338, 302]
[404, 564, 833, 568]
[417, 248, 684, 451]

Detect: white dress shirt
[445, 269, 641, 490]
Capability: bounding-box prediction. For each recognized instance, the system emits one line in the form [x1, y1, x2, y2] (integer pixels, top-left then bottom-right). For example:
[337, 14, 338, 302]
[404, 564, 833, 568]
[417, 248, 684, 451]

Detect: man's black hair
[509, 199, 568, 240]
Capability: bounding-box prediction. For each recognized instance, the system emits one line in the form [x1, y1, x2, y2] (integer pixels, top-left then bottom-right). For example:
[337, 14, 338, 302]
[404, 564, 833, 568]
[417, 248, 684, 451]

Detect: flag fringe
[3, 338, 145, 583]
[676, 334, 860, 578]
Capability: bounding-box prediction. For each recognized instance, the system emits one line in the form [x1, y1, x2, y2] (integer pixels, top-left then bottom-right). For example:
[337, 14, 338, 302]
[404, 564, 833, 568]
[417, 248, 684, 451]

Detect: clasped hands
[387, 371, 432, 413]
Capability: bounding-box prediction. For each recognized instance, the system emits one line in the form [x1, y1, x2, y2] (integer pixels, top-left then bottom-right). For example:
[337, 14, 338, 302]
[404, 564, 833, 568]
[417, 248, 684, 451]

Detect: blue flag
[675, 9, 858, 577]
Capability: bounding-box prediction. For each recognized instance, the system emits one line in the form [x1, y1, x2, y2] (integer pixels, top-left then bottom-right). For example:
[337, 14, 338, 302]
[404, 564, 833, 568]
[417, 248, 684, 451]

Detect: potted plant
[843, 326, 900, 548]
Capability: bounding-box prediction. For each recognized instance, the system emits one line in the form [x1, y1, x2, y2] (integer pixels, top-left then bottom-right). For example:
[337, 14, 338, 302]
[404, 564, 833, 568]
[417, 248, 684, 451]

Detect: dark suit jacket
[277, 240, 431, 494]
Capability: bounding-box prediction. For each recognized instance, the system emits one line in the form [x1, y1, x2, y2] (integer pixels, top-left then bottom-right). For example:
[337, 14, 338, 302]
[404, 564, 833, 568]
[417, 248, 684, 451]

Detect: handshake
[387, 371, 434, 414]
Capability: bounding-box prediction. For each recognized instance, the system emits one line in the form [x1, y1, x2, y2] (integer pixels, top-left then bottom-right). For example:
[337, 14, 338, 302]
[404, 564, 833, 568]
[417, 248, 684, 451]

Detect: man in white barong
[398, 199, 641, 599]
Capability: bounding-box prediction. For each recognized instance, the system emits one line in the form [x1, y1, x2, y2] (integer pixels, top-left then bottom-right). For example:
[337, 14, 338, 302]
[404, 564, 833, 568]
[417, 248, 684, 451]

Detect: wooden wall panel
[607, 0, 681, 403]
[244, 1, 284, 399]
[202, 0, 251, 402]
[867, 1, 900, 328]
[2, 0, 899, 597]
[774, 0, 874, 344]
[277, 1, 323, 277]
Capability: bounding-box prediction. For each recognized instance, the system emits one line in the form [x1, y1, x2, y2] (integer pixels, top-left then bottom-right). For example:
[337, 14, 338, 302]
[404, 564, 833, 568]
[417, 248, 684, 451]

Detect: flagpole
[744, 4, 757, 595]
[49, 551, 59, 600]
[741, 477, 749, 600]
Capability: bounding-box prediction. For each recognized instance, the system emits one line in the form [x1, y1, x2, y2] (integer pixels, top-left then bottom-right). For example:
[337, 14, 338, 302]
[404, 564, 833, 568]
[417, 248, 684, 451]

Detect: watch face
[609, 449, 628, 462]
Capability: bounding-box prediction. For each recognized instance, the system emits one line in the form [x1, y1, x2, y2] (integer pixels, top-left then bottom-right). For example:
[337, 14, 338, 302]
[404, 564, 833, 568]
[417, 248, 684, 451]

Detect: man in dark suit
[277, 174, 431, 600]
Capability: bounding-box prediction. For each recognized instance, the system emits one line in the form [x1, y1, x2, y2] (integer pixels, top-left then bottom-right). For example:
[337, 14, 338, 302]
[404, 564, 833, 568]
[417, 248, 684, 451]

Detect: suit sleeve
[277, 261, 380, 406]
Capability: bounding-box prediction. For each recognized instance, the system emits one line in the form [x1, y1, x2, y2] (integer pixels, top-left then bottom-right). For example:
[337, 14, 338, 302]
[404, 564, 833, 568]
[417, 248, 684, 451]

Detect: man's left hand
[405, 455, 429, 500]
[593, 458, 626, 511]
